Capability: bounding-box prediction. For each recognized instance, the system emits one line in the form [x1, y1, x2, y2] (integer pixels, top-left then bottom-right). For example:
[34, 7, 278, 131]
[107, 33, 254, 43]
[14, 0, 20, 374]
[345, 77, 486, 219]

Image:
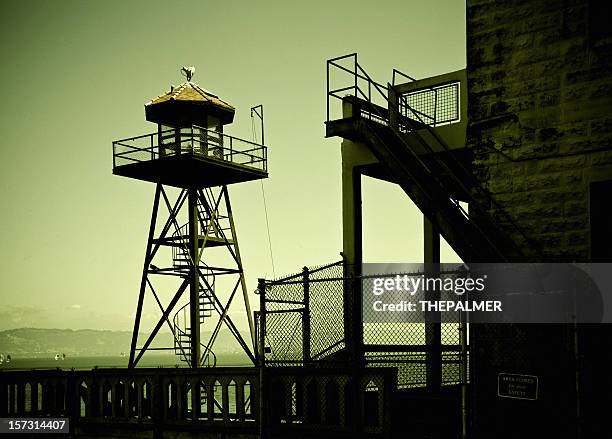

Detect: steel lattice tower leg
[188, 188, 201, 367]
[128, 184, 256, 369]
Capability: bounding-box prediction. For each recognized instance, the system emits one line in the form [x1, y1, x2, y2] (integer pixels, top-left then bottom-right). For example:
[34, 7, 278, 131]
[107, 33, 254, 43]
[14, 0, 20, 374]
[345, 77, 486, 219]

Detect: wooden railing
[0, 366, 395, 438]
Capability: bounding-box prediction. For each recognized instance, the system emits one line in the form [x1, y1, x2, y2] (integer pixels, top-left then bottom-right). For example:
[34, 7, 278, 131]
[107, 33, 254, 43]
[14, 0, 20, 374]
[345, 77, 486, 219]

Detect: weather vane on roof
[181, 66, 195, 82]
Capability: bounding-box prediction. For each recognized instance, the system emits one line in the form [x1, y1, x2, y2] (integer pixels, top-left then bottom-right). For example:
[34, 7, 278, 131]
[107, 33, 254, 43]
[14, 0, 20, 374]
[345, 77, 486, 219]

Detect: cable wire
[252, 115, 276, 278]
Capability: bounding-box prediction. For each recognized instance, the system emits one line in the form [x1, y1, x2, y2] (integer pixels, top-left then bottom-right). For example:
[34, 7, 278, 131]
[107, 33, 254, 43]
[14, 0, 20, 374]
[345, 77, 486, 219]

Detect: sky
[0, 0, 465, 332]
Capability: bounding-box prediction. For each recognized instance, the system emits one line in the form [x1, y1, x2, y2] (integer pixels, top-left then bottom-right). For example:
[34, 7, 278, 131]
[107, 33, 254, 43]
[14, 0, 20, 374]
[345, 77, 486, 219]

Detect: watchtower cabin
[112, 68, 267, 369]
[114, 75, 266, 188]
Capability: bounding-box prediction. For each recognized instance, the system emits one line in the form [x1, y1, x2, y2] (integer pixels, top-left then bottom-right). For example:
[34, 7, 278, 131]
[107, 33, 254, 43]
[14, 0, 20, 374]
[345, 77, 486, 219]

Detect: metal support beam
[127, 183, 256, 368]
[188, 188, 201, 368]
[424, 215, 442, 391]
[302, 266, 311, 365]
[223, 187, 257, 355]
[250, 105, 265, 145]
[129, 184, 161, 368]
[342, 164, 364, 366]
[258, 278, 266, 439]
[133, 279, 190, 366]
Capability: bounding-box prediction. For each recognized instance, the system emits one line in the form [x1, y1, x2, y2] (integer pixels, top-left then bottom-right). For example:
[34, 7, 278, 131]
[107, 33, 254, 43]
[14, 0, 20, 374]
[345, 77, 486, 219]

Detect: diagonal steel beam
[224, 187, 257, 353]
[149, 188, 188, 261]
[133, 278, 189, 366]
[147, 278, 189, 362]
[202, 277, 241, 362]
[197, 268, 256, 364]
[129, 183, 161, 368]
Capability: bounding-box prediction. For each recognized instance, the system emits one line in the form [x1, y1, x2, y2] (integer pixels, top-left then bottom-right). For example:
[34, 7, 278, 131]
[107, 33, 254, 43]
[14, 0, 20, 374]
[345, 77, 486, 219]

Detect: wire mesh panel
[261, 261, 469, 389]
[399, 81, 460, 127]
[264, 311, 304, 366]
[308, 263, 346, 362]
[261, 262, 345, 366]
[362, 272, 427, 346]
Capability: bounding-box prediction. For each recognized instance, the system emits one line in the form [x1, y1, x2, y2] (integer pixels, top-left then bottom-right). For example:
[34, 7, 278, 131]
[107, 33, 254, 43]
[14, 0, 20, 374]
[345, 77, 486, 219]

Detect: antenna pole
[251, 105, 265, 145]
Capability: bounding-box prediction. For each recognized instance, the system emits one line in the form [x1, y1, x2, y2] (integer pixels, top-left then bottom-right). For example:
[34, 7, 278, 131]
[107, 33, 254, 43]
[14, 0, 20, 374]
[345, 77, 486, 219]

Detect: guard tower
[112, 67, 268, 368]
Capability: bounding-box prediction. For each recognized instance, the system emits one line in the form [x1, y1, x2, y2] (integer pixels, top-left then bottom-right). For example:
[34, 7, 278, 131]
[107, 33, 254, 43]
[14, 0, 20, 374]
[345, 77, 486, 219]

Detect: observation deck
[112, 126, 268, 188]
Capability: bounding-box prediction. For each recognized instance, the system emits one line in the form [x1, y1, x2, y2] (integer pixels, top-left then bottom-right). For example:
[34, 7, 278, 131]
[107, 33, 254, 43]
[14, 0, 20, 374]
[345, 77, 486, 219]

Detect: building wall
[467, 0, 612, 260]
[466, 1, 612, 437]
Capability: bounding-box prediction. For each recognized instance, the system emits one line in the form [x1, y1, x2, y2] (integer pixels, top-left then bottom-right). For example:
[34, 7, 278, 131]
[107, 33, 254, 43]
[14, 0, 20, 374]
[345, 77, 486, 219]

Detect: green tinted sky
[0, 0, 465, 331]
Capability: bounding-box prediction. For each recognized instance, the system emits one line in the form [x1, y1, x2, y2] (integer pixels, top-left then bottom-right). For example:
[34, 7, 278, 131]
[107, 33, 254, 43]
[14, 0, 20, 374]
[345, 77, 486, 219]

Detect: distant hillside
[0, 328, 247, 358]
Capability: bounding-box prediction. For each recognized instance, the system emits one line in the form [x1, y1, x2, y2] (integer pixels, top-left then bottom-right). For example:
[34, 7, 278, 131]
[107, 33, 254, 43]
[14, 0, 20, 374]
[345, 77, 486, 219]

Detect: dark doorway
[590, 180, 612, 261]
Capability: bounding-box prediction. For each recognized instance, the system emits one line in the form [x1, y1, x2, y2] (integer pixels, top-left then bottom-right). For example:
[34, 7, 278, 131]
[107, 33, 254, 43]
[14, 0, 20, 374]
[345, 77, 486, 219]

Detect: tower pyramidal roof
[147, 81, 234, 113]
[145, 66, 235, 126]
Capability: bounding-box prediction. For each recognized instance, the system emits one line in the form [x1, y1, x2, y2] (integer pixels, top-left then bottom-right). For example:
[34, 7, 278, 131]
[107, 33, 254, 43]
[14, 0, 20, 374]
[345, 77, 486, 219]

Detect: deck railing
[265, 367, 395, 438]
[1, 366, 394, 437]
[112, 126, 267, 173]
[0, 368, 257, 428]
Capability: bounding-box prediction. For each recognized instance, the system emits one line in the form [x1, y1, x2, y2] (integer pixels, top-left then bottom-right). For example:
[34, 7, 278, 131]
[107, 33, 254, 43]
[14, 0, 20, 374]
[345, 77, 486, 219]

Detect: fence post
[326, 60, 330, 122]
[424, 217, 441, 392]
[459, 308, 469, 439]
[257, 278, 267, 439]
[353, 54, 358, 99]
[302, 267, 311, 366]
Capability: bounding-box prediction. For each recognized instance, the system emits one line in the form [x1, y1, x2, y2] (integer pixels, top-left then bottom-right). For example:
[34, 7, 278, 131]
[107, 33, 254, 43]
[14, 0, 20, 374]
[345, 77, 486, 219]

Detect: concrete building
[466, 1, 612, 437]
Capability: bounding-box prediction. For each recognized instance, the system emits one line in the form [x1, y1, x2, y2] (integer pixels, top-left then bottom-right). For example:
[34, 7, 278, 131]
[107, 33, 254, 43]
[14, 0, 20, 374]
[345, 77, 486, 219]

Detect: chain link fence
[259, 261, 469, 389]
[260, 261, 345, 366]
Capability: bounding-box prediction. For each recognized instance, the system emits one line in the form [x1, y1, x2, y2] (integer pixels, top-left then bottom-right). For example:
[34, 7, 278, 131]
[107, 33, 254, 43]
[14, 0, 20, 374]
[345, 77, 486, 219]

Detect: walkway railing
[265, 367, 395, 438]
[1, 366, 394, 437]
[1, 368, 257, 427]
[112, 126, 267, 173]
